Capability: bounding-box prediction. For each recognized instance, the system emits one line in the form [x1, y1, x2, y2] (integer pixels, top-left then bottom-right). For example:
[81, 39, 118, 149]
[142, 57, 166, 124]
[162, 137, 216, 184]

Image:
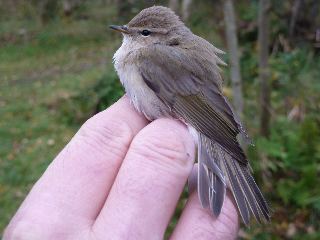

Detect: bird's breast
[113, 44, 171, 121]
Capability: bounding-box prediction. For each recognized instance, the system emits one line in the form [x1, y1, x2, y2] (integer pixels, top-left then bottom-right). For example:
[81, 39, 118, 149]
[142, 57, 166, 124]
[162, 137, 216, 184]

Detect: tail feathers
[198, 133, 271, 224]
[198, 134, 226, 216]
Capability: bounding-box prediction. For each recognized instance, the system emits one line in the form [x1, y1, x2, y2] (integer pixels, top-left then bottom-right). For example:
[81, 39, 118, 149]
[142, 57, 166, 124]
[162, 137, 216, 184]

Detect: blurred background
[0, 0, 319, 238]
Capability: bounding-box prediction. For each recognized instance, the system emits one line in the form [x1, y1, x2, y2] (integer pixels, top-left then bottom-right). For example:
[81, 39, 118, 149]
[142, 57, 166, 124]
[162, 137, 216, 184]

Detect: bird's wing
[136, 44, 247, 164]
[136, 44, 271, 224]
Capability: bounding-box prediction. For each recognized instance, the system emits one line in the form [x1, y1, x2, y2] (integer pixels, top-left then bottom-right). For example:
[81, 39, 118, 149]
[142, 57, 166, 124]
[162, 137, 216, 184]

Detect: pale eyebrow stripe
[130, 27, 168, 34]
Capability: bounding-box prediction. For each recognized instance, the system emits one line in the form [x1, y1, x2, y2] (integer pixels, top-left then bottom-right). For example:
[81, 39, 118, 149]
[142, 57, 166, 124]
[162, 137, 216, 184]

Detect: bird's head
[110, 6, 191, 47]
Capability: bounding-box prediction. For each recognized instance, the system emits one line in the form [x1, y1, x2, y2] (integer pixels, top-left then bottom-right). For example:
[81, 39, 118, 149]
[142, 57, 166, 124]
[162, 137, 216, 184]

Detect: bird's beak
[109, 25, 129, 34]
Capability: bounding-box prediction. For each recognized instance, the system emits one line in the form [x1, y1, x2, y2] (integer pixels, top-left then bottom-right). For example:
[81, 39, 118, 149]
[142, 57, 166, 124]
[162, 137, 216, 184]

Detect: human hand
[4, 97, 239, 240]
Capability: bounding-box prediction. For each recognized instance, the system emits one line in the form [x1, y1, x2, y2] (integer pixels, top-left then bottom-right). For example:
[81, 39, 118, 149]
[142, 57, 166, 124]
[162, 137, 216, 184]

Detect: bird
[110, 6, 270, 225]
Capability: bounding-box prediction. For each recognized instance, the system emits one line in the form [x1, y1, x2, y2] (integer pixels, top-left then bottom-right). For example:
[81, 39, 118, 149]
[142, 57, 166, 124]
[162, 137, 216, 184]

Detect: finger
[4, 97, 148, 238]
[187, 163, 198, 194]
[170, 181, 239, 240]
[93, 119, 195, 239]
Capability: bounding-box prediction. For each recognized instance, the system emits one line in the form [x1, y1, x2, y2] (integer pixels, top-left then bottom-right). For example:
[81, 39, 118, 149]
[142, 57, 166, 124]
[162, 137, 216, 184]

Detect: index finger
[5, 97, 148, 235]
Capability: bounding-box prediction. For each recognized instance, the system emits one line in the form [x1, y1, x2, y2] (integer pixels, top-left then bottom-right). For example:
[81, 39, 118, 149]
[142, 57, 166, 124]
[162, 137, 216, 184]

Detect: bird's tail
[197, 132, 271, 225]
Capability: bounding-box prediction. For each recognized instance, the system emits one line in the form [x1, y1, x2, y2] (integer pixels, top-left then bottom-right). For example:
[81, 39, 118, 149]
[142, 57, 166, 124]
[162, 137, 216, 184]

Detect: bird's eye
[141, 29, 151, 36]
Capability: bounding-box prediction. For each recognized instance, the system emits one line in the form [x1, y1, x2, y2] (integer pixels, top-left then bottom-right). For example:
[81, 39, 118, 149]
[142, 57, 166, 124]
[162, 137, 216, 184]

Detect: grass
[0, 5, 121, 233]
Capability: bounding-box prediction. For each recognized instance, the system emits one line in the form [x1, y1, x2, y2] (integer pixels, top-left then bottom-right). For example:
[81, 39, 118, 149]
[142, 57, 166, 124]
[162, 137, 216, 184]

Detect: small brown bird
[110, 6, 270, 224]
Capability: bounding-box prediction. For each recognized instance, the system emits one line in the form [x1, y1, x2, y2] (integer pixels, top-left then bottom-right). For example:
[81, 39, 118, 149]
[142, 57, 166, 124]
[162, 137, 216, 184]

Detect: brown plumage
[111, 6, 270, 224]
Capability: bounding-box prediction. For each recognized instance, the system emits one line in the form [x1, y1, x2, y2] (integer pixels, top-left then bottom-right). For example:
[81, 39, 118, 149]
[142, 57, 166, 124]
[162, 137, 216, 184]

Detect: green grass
[0, 5, 121, 233]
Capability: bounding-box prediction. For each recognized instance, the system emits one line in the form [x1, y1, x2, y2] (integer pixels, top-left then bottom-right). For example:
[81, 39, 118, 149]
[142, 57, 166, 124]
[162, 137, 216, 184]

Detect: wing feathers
[198, 139, 210, 209]
[136, 44, 270, 224]
[198, 133, 270, 224]
[138, 45, 247, 163]
[221, 151, 250, 225]
[174, 95, 247, 163]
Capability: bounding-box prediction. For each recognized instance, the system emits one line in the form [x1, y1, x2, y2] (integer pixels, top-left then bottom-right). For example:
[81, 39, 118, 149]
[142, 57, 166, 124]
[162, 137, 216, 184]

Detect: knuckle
[115, 174, 151, 201]
[130, 129, 190, 170]
[190, 223, 221, 240]
[78, 116, 134, 160]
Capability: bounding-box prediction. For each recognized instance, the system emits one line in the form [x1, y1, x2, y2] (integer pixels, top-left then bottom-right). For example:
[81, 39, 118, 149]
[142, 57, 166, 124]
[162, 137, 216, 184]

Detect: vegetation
[0, 0, 319, 239]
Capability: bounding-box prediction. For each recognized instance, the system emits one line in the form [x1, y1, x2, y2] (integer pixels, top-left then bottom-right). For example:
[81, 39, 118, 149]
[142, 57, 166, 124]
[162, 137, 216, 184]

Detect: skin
[4, 97, 239, 240]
